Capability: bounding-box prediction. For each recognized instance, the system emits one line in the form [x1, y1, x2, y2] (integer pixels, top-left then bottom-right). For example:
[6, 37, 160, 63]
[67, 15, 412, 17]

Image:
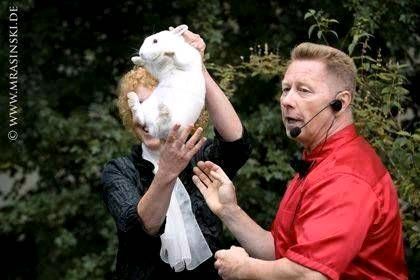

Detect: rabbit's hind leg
[127, 91, 145, 126]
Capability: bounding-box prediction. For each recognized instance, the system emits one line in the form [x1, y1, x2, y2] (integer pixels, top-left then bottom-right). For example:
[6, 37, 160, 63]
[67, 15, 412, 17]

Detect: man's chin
[285, 128, 303, 140]
[285, 130, 295, 139]
[284, 126, 294, 136]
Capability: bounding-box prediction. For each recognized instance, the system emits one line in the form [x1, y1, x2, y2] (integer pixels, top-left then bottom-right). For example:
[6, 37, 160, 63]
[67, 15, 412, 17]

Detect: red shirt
[271, 124, 407, 279]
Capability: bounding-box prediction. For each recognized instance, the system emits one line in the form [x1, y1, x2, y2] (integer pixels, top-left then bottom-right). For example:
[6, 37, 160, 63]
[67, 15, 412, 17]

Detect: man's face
[280, 60, 337, 149]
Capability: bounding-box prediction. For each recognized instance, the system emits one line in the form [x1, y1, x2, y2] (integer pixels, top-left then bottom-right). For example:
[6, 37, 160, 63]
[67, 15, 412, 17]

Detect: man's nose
[280, 90, 297, 109]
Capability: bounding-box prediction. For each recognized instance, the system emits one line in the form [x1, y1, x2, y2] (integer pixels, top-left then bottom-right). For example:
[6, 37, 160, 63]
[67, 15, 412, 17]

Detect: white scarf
[141, 143, 212, 272]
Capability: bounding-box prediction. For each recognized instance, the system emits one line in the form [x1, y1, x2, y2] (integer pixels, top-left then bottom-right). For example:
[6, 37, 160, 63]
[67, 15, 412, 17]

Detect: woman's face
[132, 85, 161, 150]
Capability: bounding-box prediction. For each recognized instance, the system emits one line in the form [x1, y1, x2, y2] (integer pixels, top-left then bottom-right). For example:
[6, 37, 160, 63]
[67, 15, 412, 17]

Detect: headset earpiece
[290, 98, 343, 138]
[330, 99, 342, 112]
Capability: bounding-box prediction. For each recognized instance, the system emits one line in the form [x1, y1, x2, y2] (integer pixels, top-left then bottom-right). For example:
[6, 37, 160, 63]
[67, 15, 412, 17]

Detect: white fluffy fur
[128, 25, 205, 139]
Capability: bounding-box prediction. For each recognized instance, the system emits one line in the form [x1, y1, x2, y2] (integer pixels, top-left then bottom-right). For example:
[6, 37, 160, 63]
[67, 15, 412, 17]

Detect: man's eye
[299, 88, 310, 93]
[282, 87, 290, 93]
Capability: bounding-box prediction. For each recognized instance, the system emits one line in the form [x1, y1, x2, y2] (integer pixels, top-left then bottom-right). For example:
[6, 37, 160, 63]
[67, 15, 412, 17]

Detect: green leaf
[396, 131, 411, 137]
[329, 30, 338, 39]
[304, 9, 316, 20]
[348, 42, 356, 55]
[304, 12, 312, 20]
[412, 134, 420, 142]
[308, 24, 316, 38]
[377, 73, 392, 81]
[317, 30, 323, 39]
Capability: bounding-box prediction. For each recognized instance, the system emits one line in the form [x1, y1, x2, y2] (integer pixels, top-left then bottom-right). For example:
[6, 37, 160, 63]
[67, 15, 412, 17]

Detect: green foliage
[304, 9, 339, 44]
[344, 0, 419, 56]
[0, 1, 419, 279]
[354, 52, 420, 249]
[0, 101, 127, 278]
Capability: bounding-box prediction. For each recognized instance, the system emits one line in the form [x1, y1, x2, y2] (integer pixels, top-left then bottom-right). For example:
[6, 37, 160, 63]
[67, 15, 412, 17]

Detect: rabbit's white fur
[128, 25, 205, 139]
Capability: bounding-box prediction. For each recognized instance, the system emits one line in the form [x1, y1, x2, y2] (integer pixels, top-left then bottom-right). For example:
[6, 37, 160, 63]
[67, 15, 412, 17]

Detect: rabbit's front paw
[127, 92, 139, 109]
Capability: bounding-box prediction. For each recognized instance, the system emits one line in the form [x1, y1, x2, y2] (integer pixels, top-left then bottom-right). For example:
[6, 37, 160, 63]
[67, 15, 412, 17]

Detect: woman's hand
[182, 29, 206, 58]
[157, 124, 206, 180]
[192, 161, 238, 216]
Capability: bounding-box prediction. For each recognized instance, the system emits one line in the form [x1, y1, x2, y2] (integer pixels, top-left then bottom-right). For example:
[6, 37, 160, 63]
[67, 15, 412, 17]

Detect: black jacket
[101, 128, 251, 280]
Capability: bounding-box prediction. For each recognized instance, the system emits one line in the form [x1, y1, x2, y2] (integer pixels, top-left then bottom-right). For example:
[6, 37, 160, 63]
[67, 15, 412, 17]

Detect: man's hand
[214, 246, 250, 280]
[158, 124, 206, 180]
[192, 161, 238, 216]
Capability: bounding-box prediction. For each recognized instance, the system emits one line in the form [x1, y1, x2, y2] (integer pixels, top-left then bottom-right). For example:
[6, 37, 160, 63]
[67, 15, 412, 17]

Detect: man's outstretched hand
[192, 161, 238, 216]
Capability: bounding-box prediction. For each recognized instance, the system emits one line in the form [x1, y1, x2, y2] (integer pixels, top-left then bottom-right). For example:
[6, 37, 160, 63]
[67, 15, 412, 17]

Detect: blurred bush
[0, 0, 418, 278]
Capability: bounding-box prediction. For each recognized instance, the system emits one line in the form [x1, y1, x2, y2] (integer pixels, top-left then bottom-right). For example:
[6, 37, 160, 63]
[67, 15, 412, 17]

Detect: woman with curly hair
[101, 29, 251, 280]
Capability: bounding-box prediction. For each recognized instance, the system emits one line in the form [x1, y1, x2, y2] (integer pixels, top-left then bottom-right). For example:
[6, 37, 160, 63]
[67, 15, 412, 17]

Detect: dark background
[1, 0, 419, 279]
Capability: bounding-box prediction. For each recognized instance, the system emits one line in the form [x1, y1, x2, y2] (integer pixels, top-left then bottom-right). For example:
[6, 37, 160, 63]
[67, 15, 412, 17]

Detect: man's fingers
[205, 161, 231, 181]
[192, 175, 207, 195]
[214, 259, 221, 269]
[193, 166, 213, 186]
[207, 161, 230, 180]
[197, 160, 212, 177]
[214, 249, 226, 260]
[199, 161, 229, 183]
[215, 168, 231, 182]
[209, 170, 224, 183]
[197, 160, 206, 169]
[193, 165, 210, 181]
[204, 160, 220, 171]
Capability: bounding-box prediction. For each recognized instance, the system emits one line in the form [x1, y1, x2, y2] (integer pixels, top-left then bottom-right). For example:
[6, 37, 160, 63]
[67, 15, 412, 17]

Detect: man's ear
[336, 90, 352, 112]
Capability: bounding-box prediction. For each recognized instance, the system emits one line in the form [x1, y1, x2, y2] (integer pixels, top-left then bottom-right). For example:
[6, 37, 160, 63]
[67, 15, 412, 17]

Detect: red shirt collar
[303, 124, 358, 163]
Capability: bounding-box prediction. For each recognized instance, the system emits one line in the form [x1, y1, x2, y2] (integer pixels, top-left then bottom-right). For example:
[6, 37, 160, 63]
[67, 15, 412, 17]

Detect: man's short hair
[290, 42, 357, 94]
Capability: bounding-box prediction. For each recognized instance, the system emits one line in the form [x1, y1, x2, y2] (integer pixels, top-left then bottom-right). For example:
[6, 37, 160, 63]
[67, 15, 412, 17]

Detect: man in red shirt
[192, 42, 408, 279]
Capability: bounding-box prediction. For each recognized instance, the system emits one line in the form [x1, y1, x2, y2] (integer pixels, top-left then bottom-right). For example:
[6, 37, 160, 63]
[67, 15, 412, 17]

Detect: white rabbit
[128, 25, 205, 139]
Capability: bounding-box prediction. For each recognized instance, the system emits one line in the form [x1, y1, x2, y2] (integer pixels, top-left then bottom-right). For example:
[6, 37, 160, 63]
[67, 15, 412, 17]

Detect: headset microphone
[289, 99, 342, 138]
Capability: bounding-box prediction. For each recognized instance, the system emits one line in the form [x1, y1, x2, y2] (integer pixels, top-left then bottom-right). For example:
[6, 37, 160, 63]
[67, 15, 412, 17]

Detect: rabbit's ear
[169, 24, 188, 36]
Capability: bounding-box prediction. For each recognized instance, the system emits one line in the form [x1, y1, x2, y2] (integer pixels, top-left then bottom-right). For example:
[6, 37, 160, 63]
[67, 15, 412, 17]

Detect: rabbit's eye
[153, 39, 158, 44]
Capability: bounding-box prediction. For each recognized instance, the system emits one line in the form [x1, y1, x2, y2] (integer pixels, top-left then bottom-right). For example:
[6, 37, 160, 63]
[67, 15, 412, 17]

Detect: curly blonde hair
[116, 66, 158, 136]
[116, 66, 208, 138]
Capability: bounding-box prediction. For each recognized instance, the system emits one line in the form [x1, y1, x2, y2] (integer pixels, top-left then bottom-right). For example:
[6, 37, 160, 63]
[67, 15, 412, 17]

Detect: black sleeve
[101, 158, 165, 235]
[192, 126, 252, 179]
